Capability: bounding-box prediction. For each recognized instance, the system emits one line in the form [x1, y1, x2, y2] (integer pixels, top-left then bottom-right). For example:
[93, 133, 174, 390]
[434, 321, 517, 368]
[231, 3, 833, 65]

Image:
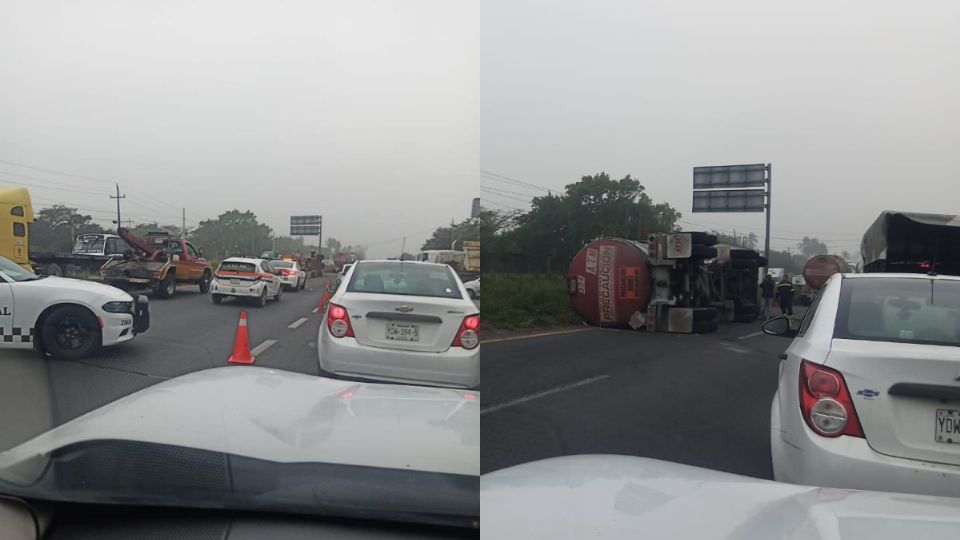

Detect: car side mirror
[761, 316, 798, 338]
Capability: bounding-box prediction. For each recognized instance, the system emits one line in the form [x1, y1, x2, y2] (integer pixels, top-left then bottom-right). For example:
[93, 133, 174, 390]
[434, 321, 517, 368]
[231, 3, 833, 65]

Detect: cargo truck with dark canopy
[862, 211, 960, 275]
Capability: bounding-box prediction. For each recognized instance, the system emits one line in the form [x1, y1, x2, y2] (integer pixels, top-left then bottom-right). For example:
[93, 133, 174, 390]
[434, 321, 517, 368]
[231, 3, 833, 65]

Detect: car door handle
[778, 353, 788, 360]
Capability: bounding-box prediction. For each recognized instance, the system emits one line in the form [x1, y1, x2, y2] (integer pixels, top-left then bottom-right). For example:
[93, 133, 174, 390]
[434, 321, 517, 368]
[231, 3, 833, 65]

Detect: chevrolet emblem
[395, 306, 414, 313]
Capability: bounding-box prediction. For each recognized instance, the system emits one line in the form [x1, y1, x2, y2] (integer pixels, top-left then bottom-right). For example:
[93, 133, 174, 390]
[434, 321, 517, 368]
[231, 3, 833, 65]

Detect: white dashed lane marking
[481, 374, 610, 415]
[738, 332, 763, 340]
[288, 317, 309, 329]
[250, 339, 278, 356]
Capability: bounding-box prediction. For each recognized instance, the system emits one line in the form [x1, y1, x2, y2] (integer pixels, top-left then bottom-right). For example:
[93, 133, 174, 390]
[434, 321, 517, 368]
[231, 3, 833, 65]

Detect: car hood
[0, 366, 479, 484]
[20, 276, 131, 301]
[481, 455, 960, 539]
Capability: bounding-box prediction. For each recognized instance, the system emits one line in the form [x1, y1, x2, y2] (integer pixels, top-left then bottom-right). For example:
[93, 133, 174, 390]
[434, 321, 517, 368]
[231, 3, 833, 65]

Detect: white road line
[288, 317, 309, 329]
[737, 331, 763, 340]
[481, 374, 610, 415]
[720, 343, 750, 354]
[250, 339, 278, 356]
[312, 308, 319, 313]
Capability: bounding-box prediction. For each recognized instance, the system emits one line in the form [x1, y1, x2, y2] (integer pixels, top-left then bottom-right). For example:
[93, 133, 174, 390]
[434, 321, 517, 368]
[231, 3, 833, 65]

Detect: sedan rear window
[347, 263, 463, 299]
[218, 261, 257, 274]
[835, 277, 960, 346]
[271, 261, 294, 269]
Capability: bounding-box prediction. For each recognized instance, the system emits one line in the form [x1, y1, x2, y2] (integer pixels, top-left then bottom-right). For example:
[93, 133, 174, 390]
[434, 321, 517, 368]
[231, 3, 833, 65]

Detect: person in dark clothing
[760, 274, 775, 318]
[777, 275, 795, 317]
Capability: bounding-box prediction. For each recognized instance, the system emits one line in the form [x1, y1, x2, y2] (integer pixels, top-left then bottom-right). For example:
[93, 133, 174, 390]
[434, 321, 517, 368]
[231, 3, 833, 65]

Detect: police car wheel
[257, 288, 268, 307]
[211, 293, 223, 304]
[42, 306, 101, 360]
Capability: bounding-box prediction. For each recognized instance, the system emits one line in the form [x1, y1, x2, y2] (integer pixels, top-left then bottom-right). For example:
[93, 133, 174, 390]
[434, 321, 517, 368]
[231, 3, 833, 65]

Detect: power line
[0, 179, 109, 197]
[29, 196, 187, 224]
[479, 170, 552, 192]
[0, 170, 112, 194]
[0, 158, 115, 185]
[677, 218, 861, 241]
[479, 184, 543, 199]
[0, 156, 188, 215]
[479, 187, 532, 204]
[480, 198, 523, 211]
[677, 216, 861, 239]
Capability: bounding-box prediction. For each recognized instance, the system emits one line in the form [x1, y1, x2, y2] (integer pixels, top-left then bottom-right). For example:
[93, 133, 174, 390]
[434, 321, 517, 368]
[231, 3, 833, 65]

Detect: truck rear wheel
[40, 306, 102, 360]
[156, 272, 176, 299]
[45, 263, 63, 277]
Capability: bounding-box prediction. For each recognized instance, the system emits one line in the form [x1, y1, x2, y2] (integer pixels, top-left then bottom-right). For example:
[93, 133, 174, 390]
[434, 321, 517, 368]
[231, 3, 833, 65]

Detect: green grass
[484, 273, 582, 328]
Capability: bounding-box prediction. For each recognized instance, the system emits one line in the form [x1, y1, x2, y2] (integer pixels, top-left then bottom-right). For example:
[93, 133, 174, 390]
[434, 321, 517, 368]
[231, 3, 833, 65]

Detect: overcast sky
[0, 0, 476, 257]
[479, 0, 960, 255]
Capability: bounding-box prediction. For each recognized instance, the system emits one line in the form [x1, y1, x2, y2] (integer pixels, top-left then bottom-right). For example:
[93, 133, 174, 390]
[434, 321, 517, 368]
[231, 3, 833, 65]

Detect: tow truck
[101, 229, 213, 298]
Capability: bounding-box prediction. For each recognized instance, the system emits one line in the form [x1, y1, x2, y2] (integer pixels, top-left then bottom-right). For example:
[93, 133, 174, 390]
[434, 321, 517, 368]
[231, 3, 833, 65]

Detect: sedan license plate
[386, 322, 420, 342]
[230, 279, 240, 285]
[936, 409, 960, 444]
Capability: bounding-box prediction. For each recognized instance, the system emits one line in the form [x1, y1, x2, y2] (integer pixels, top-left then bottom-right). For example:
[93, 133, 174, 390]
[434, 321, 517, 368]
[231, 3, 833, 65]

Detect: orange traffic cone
[228, 311, 255, 364]
[317, 281, 331, 312]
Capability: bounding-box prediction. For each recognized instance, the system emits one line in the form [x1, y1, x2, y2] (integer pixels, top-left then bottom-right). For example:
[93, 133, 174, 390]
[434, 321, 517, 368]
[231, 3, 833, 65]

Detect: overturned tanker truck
[567, 232, 766, 333]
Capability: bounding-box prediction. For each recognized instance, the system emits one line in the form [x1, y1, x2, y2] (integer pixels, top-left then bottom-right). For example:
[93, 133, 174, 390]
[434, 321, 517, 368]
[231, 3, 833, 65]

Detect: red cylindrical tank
[802, 255, 851, 289]
[567, 238, 652, 327]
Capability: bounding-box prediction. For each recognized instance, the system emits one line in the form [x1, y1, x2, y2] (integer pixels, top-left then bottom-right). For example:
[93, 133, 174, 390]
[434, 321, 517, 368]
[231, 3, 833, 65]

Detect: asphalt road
[480, 316, 797, 478]
[1, 274, 338, 450]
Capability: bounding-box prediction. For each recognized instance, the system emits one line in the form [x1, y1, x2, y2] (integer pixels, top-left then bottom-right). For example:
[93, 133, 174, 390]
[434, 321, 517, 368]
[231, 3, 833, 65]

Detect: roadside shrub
[484, 273, 582, 328]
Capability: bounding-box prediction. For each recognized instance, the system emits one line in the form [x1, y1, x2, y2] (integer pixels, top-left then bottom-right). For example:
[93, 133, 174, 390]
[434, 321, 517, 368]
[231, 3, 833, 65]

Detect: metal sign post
[692, 163, 772, 273]
[290, 215, 322, 236]
[764, 164, 771, 269]
[290, 215, 322, 263]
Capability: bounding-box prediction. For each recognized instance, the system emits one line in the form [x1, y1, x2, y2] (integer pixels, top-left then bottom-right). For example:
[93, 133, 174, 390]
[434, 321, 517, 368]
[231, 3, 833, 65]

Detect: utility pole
[182, 208, 186, 238]
[110, 184, 126, 231]
[401, 236, 407, 259]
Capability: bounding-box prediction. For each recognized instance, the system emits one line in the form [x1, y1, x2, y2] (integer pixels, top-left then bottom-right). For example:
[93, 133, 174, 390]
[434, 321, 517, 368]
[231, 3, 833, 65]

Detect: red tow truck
[100, 229, 213, 298]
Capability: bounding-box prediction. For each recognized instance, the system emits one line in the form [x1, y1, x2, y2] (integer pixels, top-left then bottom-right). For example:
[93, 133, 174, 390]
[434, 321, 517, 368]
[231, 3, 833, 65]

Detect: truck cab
[0, 187, 34, 270]
[73, 233, 134, 257]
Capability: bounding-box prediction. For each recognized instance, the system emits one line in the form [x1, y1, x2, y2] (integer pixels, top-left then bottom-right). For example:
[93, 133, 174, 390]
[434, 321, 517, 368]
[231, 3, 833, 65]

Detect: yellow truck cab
[0, 187, 34, 271]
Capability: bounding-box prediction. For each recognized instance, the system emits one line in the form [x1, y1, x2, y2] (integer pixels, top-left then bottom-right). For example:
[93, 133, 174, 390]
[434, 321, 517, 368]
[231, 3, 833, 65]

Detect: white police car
[210, 257, 284, 306]
[0, 255, 149, 360]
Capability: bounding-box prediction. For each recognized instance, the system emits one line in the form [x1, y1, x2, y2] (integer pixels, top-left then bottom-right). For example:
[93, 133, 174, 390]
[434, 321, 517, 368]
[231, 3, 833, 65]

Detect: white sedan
[482, 455, 960, 539]
[270, 259, 307, 291]
[0, 255, 149, 360]
[318, 260, 479, 389]
[764, 272, 960, 498]
[464, 277, 479, 299]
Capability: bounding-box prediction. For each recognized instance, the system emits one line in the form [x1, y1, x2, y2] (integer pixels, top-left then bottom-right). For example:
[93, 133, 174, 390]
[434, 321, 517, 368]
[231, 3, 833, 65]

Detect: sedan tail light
[452, 314, 480, 349]
[327, 304, 355, 338]
[799, 360, 863, 438]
